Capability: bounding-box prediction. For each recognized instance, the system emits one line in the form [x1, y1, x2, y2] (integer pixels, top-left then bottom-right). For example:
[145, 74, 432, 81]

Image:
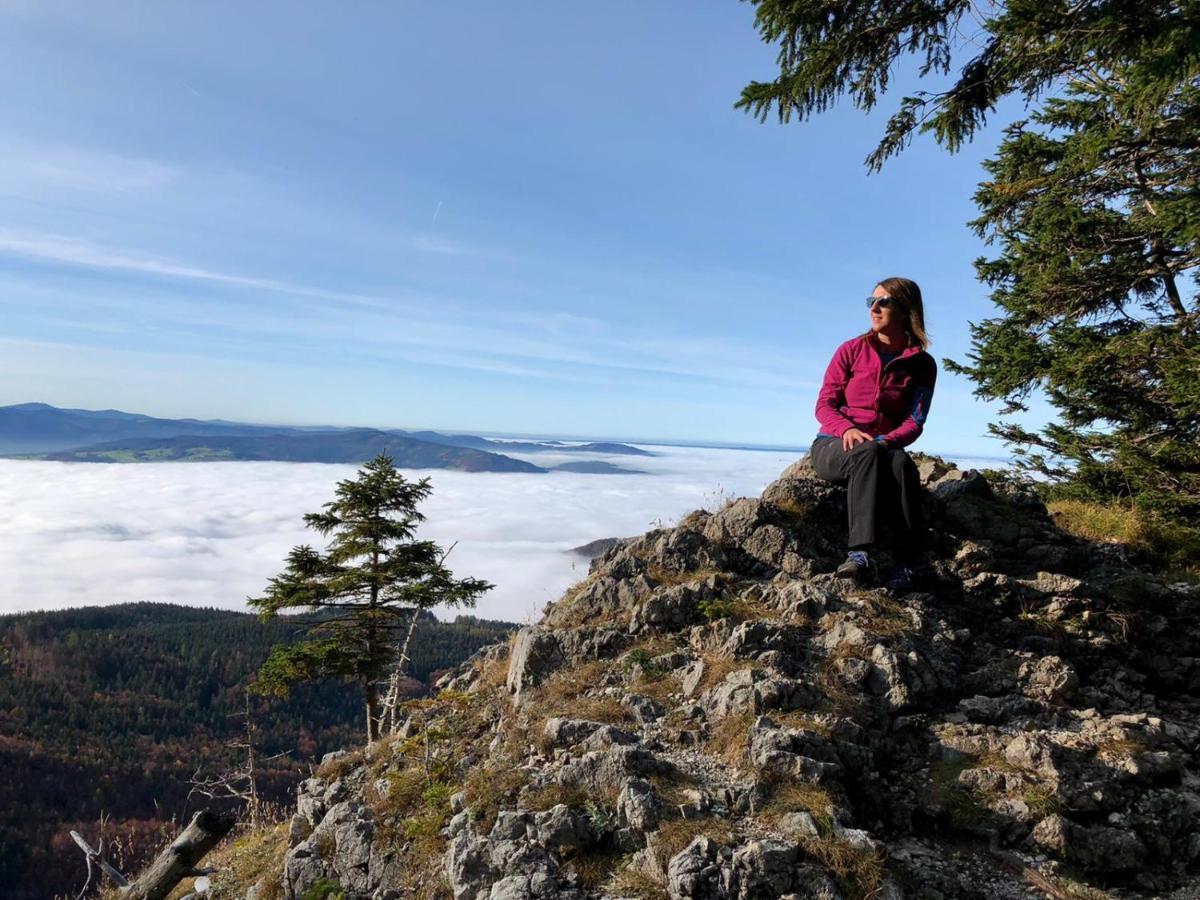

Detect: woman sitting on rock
[811, 276, 936, 591]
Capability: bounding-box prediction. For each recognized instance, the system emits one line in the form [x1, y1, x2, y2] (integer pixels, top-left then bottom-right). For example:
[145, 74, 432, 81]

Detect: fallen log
[121, 810, 235, 900]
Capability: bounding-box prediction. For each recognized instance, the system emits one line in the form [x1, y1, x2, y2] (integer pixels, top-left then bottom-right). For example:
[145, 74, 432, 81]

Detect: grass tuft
[206, 822, 290, 900]
[1049, 499, 1200, 578]
[650, 817, 734, 869]
[758, 780, 835, 834]
[605, 865, 671, 900]
[704, 711, 756, 769]
[798, 834, 885, 900]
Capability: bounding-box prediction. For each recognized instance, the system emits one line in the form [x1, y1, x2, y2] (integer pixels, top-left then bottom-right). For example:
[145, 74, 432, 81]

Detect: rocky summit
[226, 456, 1200, 900]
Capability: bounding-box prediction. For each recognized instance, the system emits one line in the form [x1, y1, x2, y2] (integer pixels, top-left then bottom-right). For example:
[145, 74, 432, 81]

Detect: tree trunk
[383, 606, 422, 734]
[365, 679, 379, 744]
[123, 810, 234, 900]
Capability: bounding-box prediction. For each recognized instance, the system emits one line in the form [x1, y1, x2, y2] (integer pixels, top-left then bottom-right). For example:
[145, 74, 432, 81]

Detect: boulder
[506, 629, 565, 698]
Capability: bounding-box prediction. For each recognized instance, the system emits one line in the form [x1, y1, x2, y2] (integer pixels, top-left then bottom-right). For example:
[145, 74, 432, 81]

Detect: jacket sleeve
[881, 356, 937, 448]
[814, 341, 859, 437]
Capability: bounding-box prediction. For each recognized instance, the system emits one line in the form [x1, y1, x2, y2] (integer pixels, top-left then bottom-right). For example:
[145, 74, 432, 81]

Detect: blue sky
[0, 2, 1044, 456]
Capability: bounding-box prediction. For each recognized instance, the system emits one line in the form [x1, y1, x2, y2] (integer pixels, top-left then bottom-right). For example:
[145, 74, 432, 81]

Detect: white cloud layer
[0, 446, 801, 623]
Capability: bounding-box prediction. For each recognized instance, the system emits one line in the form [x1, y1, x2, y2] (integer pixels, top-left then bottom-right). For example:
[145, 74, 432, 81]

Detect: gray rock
[632, 580, 720, 632]
[624, 693, 667, 723]
[743, 524, 793, 568]
[778, 811, 821, 837]
[506, 629, 566, 698]
[681, 659, 707, 697]
[702, 498, 771, 546]
[542, 718, 604, 749]
[667, 836, 732, 900]
[533, 804, 591, 852]
[698, 667, 760, 719]
[749, 716, 843, 781]
[578, 724, 639, 752]
[557, 746, 661, 795]
[1032, 814, 1147, 872]
[731, 839, 800, 899]
[1017, 655, 1079, 703]
[617, 778, 660, 831]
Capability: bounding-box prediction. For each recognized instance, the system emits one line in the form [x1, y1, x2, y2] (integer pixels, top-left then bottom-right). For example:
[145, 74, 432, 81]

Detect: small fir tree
[249, 453, 491, 743]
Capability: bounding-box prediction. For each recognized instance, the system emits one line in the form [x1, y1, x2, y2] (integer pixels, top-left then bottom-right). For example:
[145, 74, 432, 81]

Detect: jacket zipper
[873, 345, 905, 432]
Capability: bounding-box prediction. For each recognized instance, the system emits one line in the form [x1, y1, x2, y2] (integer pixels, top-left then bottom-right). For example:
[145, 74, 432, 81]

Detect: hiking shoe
[836, 550, 871, 581]
[885, 564, 915, 593]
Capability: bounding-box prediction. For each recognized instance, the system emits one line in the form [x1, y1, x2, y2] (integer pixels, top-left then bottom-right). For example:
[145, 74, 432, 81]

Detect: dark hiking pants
[810, 435, 923, 560]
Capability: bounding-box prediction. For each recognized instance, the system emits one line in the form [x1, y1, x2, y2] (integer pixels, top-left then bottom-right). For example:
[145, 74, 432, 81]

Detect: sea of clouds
[0, 445, 790, 623]
[0, 445, 1005, 623]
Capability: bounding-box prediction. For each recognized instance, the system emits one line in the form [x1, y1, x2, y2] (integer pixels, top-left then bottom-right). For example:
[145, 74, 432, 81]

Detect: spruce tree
[249, 453, 491, 743]
[737, 1, 1200, 514]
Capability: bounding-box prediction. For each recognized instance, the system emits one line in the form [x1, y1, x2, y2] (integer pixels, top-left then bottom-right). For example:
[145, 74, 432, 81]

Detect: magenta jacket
[814, 334, 937, 448]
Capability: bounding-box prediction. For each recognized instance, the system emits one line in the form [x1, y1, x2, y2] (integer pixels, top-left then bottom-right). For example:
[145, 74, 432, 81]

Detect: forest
[0, 601, 514, 899]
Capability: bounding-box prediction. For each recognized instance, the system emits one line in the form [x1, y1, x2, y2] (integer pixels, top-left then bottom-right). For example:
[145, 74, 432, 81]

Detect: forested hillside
[0, 602, 514, 900]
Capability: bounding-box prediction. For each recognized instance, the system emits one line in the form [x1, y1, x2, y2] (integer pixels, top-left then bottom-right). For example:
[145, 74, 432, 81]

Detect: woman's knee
[849, 439, 884, 464]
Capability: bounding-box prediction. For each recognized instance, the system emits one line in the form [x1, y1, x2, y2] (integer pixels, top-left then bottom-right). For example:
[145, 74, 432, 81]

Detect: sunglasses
[866, 296, 898, 310]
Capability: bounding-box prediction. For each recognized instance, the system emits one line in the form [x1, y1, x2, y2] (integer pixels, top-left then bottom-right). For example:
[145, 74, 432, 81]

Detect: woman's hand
[842, 428, 870, 451]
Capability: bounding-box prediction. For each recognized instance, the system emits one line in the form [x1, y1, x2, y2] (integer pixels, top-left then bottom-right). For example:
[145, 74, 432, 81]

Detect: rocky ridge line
[223, 455, 1200, 900]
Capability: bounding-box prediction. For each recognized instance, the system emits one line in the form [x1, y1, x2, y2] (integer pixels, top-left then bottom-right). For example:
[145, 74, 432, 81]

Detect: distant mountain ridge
[0, 403, 654, 471]
[35, 430, 546, 471]
[0, 402, 289, 454]
[398, 429, 655, 457]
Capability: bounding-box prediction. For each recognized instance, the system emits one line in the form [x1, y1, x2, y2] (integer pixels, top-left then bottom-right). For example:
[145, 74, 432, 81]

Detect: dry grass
[522, 659, 637, 726]
[1093, 736, 1152, 758]
[621, 637, 684, 702]
[1051, 875, 1118, 899]
[699, 594, 782, 625]
[521, 781, 593, 812]
[853, 593, 917, 638]
[815, 643, 870, 718]
[798, 834, 885, 900]
[533, 659, 607, 706]
[651, 817, 734, 868]
[758, 780, 835, 833]
[476, 644, 513, 691]
[206, 822, 290, 900]
[1023, 783, 1062, 817]
[771, 496, 814, 521]
[1049, 499, 1200, 578]
[769, 710, 835, 738]
[694, 654, 743, 695]
[648, 767, 701, 809]
[704, 711, 755, 769]
[314, 747, 365, 781]
[605, 865, 671, 900]
[564, 846, 625, 891]
[626, 669, 682, 707]
[973, 750, 1028, 775]
[461, 764, 530, 832]
[645, 565, 723, 587]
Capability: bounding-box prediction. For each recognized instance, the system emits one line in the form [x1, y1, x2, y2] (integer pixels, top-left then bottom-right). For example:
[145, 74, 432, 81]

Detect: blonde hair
[875, 276, 930, 349]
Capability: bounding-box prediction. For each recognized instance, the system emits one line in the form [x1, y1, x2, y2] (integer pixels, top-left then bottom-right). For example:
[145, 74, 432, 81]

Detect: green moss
[697, 597, 736, 622]
[929, 758, 988, 829]
[300, 879, 345, 900]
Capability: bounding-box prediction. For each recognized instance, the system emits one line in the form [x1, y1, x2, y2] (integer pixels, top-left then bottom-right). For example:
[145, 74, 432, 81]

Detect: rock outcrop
[217, 456, 1200, 899]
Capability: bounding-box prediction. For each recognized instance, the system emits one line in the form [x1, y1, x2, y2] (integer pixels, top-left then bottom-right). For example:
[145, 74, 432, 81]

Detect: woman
[811, 277, 936, 591]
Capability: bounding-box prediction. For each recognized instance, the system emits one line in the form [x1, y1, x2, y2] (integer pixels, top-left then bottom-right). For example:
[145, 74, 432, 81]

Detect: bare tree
[379, 542, 458, 736]
[188, 689, 286, 830]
